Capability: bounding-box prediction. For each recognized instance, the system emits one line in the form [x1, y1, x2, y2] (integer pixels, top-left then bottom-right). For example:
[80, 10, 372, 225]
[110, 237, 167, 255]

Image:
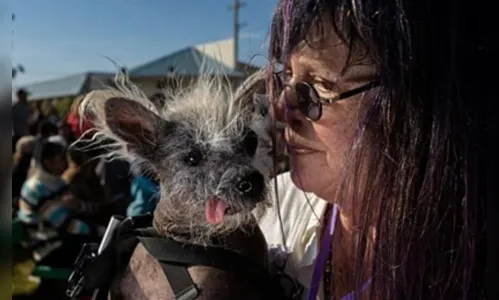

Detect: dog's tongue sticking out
[205, 197, 229, 224]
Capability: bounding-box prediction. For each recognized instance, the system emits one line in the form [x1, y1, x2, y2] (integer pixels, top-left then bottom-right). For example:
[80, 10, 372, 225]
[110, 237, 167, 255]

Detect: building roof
[129, 46, 247, 77]
[20, 72, 115, 102]
[19, 39, 261, 102]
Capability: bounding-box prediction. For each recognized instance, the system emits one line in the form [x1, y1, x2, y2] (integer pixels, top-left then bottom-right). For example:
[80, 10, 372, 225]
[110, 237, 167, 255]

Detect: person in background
[18, 140, 96, 236]
[89, 136, 133, 215]
[19, 141, 106, 268]
[126, 171, 160, 217]
[66, 94, 95, 139]
[67, 139, 124, 225]
[58, 121, 76, 146]
[45, 104, 59, 125]
[47, 134, 68, 149]
[96, 157, 132, 208]
[37, 121, 59, 141]
[28, 101, 45, 136]
[24, 121, 61, 181]
[12, 136, 37, 203]
[12, 89, 32, 152]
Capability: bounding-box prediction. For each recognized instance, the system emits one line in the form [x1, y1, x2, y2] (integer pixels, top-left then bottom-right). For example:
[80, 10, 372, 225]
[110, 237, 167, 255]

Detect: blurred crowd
[11, 88, 155, 268]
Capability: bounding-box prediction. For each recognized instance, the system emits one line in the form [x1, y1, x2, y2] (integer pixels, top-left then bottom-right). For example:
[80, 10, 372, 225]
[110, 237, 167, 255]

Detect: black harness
[66, 214, 303, 300]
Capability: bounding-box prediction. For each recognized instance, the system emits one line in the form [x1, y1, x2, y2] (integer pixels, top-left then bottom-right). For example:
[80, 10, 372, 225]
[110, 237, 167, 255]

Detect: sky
[12, 0, 278, 86]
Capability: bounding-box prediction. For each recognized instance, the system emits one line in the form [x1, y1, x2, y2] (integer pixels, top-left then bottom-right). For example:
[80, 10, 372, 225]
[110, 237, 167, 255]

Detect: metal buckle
[176, 285, 199, 300]
[66, 243, 99, 298]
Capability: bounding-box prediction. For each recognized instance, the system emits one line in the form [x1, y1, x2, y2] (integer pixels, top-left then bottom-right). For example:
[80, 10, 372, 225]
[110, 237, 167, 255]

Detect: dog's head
[80, 71, 272, 241]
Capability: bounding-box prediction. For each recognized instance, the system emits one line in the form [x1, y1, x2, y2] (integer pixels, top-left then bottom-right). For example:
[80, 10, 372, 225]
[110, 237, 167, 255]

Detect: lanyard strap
[307, 204, 338, 300]
[307, 204, 372, 300]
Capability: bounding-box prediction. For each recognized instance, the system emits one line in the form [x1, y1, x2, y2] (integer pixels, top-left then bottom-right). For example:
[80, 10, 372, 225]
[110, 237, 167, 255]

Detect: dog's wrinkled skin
[79, 70, 274, 299]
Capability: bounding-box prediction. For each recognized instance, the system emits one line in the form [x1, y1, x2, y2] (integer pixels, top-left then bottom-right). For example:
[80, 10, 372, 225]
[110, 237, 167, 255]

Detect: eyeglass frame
[273, 71, 381, 121]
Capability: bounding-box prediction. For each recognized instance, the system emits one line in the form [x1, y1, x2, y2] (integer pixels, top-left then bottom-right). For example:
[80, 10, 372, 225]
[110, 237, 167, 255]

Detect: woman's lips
[287, 143, 317, 154]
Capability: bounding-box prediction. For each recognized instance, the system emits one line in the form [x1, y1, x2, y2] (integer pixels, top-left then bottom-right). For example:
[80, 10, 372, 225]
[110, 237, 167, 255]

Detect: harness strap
[138, 236, 202, 300]
[76, 213, 294, 299]
[139, 235, 296, 299]
[159, 264, 199, 300]
[138, 236, 271, 288]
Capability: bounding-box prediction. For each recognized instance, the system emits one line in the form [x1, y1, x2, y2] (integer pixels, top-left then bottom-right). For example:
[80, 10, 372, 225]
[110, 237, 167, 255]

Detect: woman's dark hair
[269, 0, 489, 299]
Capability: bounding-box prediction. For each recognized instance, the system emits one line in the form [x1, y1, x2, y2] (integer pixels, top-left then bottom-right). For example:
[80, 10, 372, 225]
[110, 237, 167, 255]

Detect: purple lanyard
[306, 204, 372, 300]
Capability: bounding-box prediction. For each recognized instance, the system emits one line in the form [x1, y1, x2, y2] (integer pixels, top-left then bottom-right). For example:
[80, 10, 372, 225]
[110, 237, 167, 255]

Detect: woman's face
[273, 29, 378, 201]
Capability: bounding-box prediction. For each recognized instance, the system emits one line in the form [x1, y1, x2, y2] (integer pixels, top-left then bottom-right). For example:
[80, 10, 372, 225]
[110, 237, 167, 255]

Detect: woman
[258, 0, 489, 299]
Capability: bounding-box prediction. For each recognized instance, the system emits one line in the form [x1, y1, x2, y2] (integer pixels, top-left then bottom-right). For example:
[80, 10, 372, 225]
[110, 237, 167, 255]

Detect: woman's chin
[288, 155, 334, 195]
[289, 166, 320, 193]
[289, 170, 310, 191]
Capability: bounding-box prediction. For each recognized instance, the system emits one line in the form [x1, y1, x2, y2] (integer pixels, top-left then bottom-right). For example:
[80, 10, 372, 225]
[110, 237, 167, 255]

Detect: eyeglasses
[274, 72, 380, 121]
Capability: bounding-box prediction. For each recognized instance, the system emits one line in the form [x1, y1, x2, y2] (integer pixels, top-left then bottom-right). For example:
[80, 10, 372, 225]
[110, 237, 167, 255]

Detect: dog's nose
[236, 171, 264, 197]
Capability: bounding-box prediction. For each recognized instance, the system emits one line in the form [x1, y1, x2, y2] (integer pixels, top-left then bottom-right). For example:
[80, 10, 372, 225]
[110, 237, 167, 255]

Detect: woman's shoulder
[256, 172, 327, 249]
[255, 172, 327, 291]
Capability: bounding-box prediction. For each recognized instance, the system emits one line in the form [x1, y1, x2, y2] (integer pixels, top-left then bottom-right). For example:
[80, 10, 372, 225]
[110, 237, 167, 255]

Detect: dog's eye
[183, 150, 203, 166]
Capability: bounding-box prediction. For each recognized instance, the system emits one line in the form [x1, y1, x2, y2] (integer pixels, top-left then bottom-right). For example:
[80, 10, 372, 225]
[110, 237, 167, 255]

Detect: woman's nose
[271, 79, 295, 119]
[272, 86, 305, 125]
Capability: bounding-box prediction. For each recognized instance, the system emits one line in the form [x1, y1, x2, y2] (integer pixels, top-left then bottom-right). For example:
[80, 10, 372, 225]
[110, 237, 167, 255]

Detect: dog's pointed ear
[103, 97, 172, 157]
